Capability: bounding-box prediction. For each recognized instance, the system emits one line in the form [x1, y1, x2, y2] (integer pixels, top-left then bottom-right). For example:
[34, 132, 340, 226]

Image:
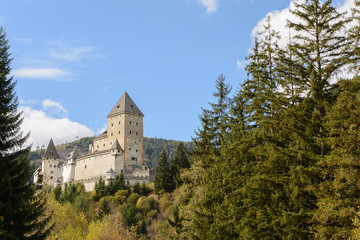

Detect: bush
[128, 193, 140, 205]
[114, 190, 128, 206]
[136, 197, 156, 214]
[159, 193, 172, 213]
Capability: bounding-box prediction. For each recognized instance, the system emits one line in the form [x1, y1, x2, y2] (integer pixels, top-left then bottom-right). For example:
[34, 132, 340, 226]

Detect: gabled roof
[107, 92, 143, 118]
[111, 139, 123, 151]
[43, 139, 60, 160]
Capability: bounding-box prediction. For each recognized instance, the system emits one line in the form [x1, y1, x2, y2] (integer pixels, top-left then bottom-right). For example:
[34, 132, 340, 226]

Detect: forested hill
[29, 136, 192, 169]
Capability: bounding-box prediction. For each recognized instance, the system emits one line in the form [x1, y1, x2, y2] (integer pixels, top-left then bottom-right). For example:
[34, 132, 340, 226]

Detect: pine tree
[171, 142, 190, 188]
[154, 149, 174, 193]
[0, 27, 51, 239]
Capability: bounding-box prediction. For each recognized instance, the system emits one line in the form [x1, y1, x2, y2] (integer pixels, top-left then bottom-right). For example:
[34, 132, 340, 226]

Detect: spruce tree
[154, 149, 174, 193]
[171, 142, 190, 188]
[0, 27, 51, 239]
[314, 78, 360, 239]
[193, 74, 231, 160]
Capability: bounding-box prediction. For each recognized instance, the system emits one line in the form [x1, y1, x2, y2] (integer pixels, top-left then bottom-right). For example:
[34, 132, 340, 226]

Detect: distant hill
[29, 136, 193, 169]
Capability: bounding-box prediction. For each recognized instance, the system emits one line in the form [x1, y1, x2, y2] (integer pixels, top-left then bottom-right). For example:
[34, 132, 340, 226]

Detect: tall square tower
[106, 92, 144, 167]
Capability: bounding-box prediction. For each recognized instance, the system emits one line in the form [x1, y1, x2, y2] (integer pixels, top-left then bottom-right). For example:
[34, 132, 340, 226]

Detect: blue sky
[1, 0, 352, 148]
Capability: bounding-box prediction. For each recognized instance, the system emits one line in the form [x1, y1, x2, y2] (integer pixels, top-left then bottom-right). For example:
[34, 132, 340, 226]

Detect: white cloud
[49, 46, 93, 61]
[97, 124, 107, 135]
[13, 68, 70, 80]
[251, 0, 355, 47]
[198, 0, 218, 13]
[19, 105, 95, 150]
[19, 99, 37, 105]
[236, 59, 247, 69]
[42, 99, 68, 117]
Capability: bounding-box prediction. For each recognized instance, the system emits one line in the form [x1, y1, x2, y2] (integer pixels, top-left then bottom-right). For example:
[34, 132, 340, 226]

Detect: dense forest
[1, 0, 360, 239]
[29, 137, 192, 169]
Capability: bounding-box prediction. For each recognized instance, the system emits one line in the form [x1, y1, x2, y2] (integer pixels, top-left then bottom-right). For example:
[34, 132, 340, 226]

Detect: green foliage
[106, 173, 126, 195]
[136, 196, 156, 214]
[171, 143, 190, 188]
[122, 202, 138, 227]
[54, 185, 62, 202]
[94, 178, 106, 199]
[0, 26, 51, 239]
[128, 193, 140, 205]
[154, 149, 175, 193]
[114, 189, 129, 205]
[133, 182, 141, 194]
[97, 197, 112, 219]
[143, 137, 193, 169]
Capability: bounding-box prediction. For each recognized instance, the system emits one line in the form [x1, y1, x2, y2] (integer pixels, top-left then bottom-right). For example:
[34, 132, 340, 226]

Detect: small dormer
[106, 168, 116, 180]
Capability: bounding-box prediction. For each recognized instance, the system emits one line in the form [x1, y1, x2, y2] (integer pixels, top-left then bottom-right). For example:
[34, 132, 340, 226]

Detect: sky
[0, 0, 355, 149]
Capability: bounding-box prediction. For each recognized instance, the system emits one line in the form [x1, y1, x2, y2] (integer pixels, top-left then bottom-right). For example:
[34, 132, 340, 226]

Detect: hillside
[29, 136, 192, 169]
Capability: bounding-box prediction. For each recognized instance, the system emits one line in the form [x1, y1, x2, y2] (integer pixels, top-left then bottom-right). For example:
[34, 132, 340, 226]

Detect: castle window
[131, 105, 133, 107]
[136, 149, 138, 152]
[111, 133, 113, 136]
[85, 165, 87, 169]
[118, 131, 120, 134]
[129, 148, 131, 151]
[136, 122, 138, 126]
[50, 164, 52, 167]
[131, 157, 137, 161]
[130, 121, 132, 125]
[103, 144, 105, 147]
[130, 131, 132, 134]
[97, 145, 99, 148]
[136, 132, 138, 136]
[111, 123, 113, 127]
[50, 176, 53, 179]
[51, 171, 53, 173]
[117, 105, 120, 108]
[119, 121, 120, 124]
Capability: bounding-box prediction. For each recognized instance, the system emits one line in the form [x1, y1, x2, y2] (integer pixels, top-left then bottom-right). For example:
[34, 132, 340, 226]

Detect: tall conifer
[0, 27, 51, 239]
[154, 149, 174, 193]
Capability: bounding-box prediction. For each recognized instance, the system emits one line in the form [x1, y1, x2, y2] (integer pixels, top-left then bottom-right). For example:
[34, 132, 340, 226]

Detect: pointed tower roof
[68, 147, 80, 160]
[107, 168, 116, 174]
[43, 139, 60, 159]
[111, 139, 123, 151]
[107, 92, 144, 118]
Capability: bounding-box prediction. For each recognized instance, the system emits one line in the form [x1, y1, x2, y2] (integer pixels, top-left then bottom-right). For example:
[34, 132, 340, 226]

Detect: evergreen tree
[288, 0, 351, 154]
[193, 74, 232, 159]
[154, 149, 174, 193]
[171, 143, 190, 188]
[314, 78, 360, 239]
[0, 26, 51, 239]
[94, 178, 106, 198]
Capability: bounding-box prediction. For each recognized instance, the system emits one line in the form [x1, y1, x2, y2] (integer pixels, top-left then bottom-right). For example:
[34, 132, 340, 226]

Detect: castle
[33, 92, 150, 191]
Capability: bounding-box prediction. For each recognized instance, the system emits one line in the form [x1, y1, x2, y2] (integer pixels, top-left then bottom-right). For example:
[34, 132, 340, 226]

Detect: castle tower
[106, 92, 144, 168]
[41, 138, 61, 186]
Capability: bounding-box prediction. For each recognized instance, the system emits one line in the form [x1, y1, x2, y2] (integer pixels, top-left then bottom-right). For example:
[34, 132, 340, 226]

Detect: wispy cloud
[49, 46, 93, 61]
[198, 0, 218, 13]
[13, 68, 70, 80]
[12, 37, 33, 44]
[47, 40, 93, 61]
[42, 99, 68, 117]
